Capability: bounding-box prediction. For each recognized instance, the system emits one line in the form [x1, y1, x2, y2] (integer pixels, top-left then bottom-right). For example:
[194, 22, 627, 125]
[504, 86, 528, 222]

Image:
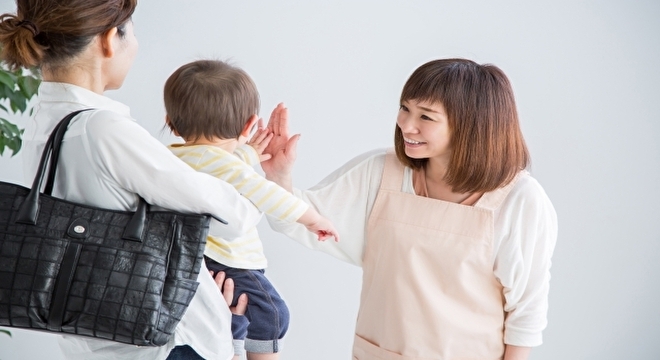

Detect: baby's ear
[240, 115, 259, 138]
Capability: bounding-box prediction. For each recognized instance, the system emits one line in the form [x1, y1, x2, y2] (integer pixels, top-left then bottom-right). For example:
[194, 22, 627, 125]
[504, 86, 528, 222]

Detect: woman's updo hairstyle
[0, 0, 137, 70]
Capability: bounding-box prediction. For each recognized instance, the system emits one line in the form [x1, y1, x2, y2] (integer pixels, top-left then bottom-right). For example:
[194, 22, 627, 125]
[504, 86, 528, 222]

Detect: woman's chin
[404, 148, 426, 159]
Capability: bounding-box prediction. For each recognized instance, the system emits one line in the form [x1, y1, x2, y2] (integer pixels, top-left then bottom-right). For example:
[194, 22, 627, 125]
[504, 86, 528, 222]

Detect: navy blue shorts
[166, 345, 204, 360]
[206, 257, 289, 354]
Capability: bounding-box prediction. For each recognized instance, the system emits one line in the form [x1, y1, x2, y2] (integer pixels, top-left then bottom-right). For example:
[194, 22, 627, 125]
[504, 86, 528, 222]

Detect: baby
[164, 59, 338, 359]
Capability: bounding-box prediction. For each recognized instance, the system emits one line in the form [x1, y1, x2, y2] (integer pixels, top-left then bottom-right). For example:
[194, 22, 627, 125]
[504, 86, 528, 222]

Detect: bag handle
[43, 110, 87, 195]
[15, 109, 148, 241]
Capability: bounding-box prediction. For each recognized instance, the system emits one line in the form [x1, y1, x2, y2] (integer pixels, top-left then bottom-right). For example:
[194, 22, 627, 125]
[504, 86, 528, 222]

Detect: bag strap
[15, 109, 149, 242]
[16, 110, 91, 224]
[44, 109, 92, 194]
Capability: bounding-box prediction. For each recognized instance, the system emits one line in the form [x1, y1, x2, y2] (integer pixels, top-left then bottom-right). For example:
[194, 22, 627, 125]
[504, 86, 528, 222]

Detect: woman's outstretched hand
[261, 103, 300, 192]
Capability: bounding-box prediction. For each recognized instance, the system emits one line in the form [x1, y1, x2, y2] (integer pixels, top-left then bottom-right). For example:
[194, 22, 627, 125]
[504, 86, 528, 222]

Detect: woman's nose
[397, 115, 417, 133]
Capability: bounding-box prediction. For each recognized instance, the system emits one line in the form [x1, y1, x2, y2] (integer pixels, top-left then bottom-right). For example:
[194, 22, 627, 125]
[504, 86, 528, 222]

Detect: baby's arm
[200, 148, 339, 241]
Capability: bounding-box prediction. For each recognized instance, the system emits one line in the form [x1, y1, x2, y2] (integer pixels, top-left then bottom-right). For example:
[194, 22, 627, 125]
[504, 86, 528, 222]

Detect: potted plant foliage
[0, 45, 40, 342]
[0, 45, 40, 156]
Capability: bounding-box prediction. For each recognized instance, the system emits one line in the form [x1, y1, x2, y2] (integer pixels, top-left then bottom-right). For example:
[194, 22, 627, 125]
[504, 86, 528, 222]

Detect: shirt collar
[37, 81, 132, 118]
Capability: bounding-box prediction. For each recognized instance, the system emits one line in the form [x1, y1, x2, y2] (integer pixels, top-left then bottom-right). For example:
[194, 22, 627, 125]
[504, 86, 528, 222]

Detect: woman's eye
[421, 115, 433, 121]
[399, 104, 409, 112]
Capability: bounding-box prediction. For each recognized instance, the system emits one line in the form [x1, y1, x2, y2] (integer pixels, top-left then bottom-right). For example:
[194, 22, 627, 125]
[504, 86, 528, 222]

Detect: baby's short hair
[164, 60, 260, 141]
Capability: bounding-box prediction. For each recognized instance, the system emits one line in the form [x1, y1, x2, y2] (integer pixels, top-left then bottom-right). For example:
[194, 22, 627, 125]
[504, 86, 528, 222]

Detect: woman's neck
[41, 42, 108, 95]
[42, 65, 106, 95]
[424, 155, 449, 181]
[422, 156, 478, 204]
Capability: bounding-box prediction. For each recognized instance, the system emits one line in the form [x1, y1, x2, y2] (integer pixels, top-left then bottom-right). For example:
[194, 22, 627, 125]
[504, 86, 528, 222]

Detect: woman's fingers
[213, 271, 235, 306]
[211, 270, 248, 315]
[233, 293, 248, 316]
[267, 103, 284, 135]
[278, 104, 288, 136]
[285, 133, 301, 160]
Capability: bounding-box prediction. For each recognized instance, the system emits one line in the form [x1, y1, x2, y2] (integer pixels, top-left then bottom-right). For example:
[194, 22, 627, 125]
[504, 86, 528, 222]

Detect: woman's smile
[403, 137, 426, 147]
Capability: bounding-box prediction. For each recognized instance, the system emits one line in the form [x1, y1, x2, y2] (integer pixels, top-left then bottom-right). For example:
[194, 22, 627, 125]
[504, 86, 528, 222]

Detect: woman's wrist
[266, 172, 293, 192]
[503, 345, 531, 360]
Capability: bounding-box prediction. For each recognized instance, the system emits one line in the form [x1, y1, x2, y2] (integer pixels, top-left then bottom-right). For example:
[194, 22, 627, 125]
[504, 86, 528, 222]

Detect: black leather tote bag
[0, 110, 219, 346]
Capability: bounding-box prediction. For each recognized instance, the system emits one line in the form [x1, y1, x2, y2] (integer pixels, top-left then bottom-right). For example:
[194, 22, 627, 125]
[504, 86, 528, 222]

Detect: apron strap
[475, 170, 526, 211]
[382, 149, 525, 212]
[381, 149, 406, 191]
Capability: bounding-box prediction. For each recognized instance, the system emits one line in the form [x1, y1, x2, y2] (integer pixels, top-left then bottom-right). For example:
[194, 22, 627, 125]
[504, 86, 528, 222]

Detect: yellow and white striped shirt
[169, 143, 309, 269]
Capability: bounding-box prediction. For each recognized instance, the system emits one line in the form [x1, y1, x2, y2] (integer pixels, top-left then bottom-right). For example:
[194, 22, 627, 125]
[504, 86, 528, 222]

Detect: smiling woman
[395, 59, 529, 196]
[0, 0, 657, 359]
[263, 58, 557, 360]
[397, 101, 452, 162]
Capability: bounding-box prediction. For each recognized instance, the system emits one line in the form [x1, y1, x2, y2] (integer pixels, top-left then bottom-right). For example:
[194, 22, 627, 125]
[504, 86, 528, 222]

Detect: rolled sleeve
[494, 175, 558, 347]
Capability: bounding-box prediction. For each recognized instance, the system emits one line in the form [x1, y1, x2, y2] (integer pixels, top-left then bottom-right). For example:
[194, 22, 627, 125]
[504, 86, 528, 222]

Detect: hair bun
[17, 20, 39, 37]
[0, 14, 45, 69]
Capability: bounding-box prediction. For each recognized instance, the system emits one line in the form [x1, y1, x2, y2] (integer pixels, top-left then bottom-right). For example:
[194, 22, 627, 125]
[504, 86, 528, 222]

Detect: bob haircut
[394, 58, 530, 193]
[164, 60, 260, 141]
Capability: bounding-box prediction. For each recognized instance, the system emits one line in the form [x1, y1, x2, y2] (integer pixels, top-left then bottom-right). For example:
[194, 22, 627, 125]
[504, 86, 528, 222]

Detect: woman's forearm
[264, 172, 293, 193]
[503, 345, 531, 360]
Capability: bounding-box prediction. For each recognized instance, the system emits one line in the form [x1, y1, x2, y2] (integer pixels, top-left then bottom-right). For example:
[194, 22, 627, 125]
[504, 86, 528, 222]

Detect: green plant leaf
[0, 135, 6, 156]
[0, 118, 21, 133]
[0, 70, 17, 89]
[6, 89, 27, 113]
[0, 82, 11, 99]
[0, 328, 11, 337]
[7, 137, 21, 155]
[0, 44, 40, 156]
[0, 118, 24, 156]
[18, 73, 40, 99]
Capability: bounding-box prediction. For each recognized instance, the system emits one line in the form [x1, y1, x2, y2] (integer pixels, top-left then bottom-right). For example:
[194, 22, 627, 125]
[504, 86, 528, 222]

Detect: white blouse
[22, 82, 262, 360]
[268, 148, 558, 347]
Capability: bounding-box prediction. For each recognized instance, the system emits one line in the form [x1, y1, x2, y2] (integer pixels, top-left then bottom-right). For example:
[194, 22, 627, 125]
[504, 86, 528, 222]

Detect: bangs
[400, 69, 450, 105]
[395, 58, 529, 193]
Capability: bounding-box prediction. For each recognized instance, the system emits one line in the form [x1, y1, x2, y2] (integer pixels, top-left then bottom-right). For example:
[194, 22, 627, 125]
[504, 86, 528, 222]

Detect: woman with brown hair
[264, 58, 558, 360]
[0, 1, 257, 359]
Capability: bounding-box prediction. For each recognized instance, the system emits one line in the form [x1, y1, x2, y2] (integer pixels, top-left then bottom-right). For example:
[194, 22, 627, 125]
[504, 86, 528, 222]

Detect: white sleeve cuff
[504, 325, 543, 347]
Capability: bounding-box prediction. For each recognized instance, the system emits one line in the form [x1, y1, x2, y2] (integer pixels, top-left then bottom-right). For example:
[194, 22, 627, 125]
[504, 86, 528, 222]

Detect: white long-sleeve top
[169, 144, 309, 269]
[268, 148, 558, 347]
[22, 82, 262, 360]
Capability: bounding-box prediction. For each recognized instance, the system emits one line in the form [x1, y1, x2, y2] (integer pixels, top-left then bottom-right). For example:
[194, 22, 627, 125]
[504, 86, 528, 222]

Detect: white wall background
[1, 0, 659, 359]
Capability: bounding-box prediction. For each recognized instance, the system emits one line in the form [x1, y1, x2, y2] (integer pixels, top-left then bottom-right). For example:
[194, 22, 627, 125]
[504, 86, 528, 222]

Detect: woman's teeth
[404, 138, 424, 145]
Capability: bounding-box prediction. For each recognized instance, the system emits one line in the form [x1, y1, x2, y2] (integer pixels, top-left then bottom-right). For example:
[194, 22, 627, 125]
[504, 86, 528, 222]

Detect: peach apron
[352, 153, 519, 360]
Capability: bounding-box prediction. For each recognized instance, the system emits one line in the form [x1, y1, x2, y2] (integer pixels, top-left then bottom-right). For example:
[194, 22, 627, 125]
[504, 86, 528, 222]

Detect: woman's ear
[100, 27, 118, 58]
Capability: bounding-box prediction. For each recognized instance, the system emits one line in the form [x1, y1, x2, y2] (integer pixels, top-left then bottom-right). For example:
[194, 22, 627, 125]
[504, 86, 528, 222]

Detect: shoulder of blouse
[496, 171, 557, 230]
[307, 147, 389, 191]
[507, 172, 554, 207]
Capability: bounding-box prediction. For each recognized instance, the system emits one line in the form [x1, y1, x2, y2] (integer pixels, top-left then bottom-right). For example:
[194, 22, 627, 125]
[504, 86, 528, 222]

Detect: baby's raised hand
[248, 125, 273, 162]
[242, 116, 273, 162]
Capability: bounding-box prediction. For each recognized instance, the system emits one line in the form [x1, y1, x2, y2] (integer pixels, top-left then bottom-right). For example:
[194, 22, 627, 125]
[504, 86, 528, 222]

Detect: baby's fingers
[251, 130, 272, 148]
[316, 230, 339, 242]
